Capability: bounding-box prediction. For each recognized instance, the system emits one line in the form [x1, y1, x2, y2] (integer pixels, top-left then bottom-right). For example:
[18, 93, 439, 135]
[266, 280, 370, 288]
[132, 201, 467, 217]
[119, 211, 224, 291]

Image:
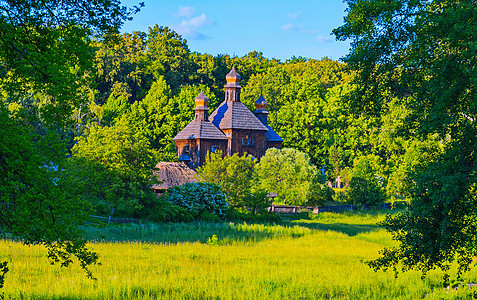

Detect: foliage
[163, 182, 228, 219]
[334, 0, 477, 280]
[368, 134, 477, 282]
[71, 116, 159, 217]
[102, 91, 130, 125]
[197, 151, 256, 207]
[146, 26, 194, 91]
[242, 190, 273, 215]
[0, 0, 143, 125]
[255, 148, 332, 206]
[93, 31, 151, 104]
[0, 105, 98, 279]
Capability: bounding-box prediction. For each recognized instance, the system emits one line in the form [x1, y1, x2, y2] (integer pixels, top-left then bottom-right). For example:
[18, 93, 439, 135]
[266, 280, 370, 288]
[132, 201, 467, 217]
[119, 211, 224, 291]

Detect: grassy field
[1, 211, 477, 299]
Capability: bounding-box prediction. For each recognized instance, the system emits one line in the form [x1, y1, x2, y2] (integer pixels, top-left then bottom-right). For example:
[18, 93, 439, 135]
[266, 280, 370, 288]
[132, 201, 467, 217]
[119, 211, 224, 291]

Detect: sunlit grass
[2, 212, 477, 299]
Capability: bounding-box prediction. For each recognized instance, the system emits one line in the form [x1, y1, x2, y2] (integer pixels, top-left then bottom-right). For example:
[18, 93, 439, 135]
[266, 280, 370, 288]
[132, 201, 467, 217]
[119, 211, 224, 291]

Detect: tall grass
[82, 221, 312, 245]
[1, 212, 476, 299]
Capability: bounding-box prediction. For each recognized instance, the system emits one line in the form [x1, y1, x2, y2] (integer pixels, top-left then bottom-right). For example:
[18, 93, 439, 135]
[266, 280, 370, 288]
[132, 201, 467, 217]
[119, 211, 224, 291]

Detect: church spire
[225, 66, 242, 102]
[194, 89, 209, 121]
[254, 92, 269, 125]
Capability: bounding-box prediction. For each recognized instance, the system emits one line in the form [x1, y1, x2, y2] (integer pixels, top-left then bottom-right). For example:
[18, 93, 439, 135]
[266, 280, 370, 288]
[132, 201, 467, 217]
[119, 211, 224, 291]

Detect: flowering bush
[163, 182, 228, 219]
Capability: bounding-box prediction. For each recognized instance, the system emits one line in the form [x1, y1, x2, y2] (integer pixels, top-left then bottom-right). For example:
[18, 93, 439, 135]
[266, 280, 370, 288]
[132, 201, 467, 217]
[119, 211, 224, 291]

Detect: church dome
[194, 90, 209, 108]
[255, 93, 268, 110]
[226, 66, 241, 83]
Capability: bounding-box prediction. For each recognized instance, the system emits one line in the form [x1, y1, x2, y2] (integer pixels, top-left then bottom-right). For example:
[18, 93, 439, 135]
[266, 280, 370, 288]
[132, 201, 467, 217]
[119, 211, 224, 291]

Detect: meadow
[1, 211, 477, 299]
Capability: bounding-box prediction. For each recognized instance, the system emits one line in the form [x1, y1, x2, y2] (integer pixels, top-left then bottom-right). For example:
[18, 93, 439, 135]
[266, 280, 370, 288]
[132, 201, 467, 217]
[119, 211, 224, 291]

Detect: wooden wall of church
[229, 129, 267, 159]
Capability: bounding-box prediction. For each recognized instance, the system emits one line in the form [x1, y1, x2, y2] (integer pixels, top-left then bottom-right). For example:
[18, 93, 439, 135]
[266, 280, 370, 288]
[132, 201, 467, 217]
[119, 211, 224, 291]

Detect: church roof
[209, 100, 268, 131]
[265, 125, 283, 142]
[173, 120, 227, 140]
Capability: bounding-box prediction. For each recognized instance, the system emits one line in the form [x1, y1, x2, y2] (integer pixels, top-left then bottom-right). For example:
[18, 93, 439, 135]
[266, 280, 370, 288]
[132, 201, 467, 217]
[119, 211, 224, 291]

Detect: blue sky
[121, 0, 350, 62]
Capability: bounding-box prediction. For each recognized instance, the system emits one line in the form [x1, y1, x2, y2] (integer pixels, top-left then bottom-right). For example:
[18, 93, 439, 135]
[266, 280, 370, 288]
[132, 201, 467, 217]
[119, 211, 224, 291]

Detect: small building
[152, 162, 197, 195]
[173, 67, 283, 169]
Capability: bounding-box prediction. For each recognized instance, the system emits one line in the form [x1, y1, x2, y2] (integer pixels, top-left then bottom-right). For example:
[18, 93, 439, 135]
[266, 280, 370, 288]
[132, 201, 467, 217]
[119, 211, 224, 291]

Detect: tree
[93, 31, 151, 104]
[347, 154, 386, 206]
[146, 26, 194, 92]
[0, 105, 98, 281]
[334, 0, 477, 281]
[255, 148, 332, 206]
[0, 0, 143, 287]
[0, 0, 143, 125]
[71, 115, 159, 218]
[197, 151, 256, 207]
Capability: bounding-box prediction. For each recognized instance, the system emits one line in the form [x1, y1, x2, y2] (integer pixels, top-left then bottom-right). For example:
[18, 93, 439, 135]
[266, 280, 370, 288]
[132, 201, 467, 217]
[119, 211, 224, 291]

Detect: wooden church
[173, 66, 283, 169]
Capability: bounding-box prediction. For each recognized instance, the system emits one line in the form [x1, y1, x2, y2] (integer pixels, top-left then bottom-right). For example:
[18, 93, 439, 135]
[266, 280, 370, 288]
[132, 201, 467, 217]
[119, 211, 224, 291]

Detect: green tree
[93, 31, 150, 104]
[334, 0, 477, 281]
[197, 151, 256, 207]
[0, 1, 143, 125]
[255, 148, 331, 206]
[0, 0, 143, 287]
[102, 91, 130, 125]
[347, 154, 386, 206]
[71, 115, 159, 218]
[0, 105, 98, 281]
[146, 26, 194, 92]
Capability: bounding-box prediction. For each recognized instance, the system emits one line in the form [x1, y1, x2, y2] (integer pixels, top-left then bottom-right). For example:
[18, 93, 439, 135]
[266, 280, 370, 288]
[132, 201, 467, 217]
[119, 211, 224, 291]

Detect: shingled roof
[173, 119, 227, 140]
[209, 100, 268, 131]
[265, 125, 283, 142]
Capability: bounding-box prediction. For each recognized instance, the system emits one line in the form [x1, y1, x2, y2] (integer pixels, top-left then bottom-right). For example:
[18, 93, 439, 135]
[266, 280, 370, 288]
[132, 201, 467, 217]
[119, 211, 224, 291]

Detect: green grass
[2, 211, 477, 299]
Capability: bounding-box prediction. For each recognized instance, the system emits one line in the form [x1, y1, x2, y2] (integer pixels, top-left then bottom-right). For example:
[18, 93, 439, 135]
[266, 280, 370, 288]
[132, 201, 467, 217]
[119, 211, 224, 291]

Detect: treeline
[75, 25, 435, 209]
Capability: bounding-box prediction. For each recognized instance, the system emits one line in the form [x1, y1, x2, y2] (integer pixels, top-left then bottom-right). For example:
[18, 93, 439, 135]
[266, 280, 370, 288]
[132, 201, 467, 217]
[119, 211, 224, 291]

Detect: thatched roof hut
[152, 162, 197, 194]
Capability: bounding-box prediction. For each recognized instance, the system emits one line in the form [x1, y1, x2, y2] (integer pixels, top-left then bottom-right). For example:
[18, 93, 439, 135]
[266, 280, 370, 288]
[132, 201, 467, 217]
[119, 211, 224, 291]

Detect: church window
[211, 145, 218, 153]
[184, 144, 190, 153]
[242, 135, 254, 146]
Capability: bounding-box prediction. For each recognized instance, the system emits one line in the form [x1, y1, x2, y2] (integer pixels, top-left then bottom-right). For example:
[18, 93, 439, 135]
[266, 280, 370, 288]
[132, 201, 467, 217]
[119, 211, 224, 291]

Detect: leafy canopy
[334, 0, 477, 281]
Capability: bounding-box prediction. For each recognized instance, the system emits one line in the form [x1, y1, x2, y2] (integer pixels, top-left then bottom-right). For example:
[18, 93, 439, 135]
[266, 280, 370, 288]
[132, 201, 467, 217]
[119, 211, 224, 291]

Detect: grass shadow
[289, 221, 381, 236]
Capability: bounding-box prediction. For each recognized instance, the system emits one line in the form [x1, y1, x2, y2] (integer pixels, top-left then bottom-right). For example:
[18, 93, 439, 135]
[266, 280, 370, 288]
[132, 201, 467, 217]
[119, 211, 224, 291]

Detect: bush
[139, 195, 193, 222]
[307, 180, 334, 206]
[347, 155, 386, 206]
[255, 148, 328, 206]
[225, 209, 281, 223]
[163, 182, 228, 219]
[347, 177, 385, 206]
[332, 188, 348, 203]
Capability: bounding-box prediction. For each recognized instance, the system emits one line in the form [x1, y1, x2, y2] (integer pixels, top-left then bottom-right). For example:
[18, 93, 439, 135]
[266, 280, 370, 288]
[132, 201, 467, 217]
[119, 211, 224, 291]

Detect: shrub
[347, 155, 386, 206]
[347, 177, 385, 206]
[197, 151, 255, 207]
[255, 148, 330, 206]
[139, 195, 193, 223]
[163, 182, 228, 219]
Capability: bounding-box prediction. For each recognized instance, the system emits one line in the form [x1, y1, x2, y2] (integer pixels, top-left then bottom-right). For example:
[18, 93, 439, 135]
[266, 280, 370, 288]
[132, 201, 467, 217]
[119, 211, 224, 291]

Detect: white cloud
[177, 7, 196, 18]
[281, 23, 298, 31]
[287, 12, 301, 20]
[316, 35, 332, 43]
[174, 13, 215, 40]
